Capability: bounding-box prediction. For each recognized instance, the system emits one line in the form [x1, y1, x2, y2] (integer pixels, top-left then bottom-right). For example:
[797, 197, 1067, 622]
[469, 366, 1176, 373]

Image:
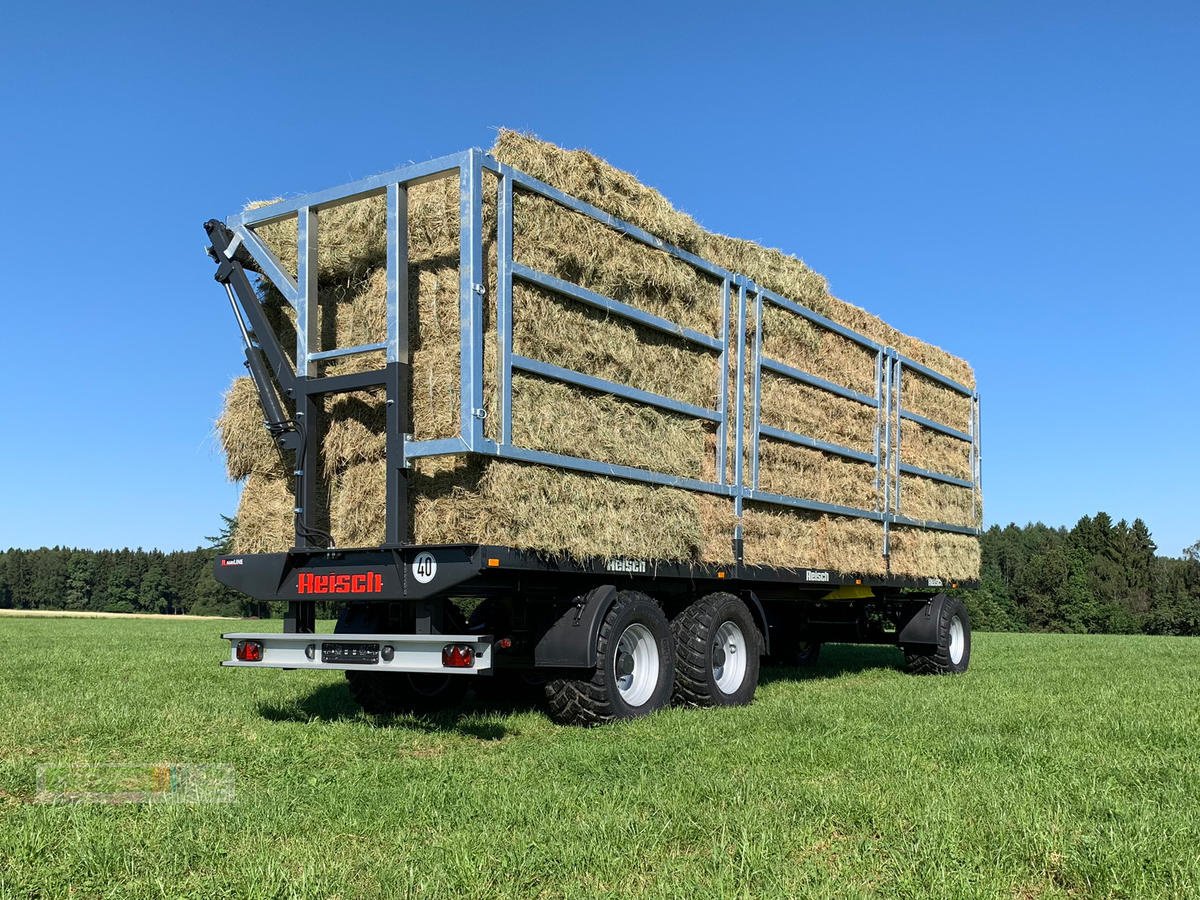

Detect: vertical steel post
[385, 183, 410, 546]
[732, 281, 748, 565]
[497, 170, 514, 446]
[881, 350, 893, 560]
[716, 279, 730, 484]
[872, 348, 883, 508]
[972, 391, 982, 531]
[296, 206, 319, 378]
[295, 206, 320, 548]
[893, 360, 904, 516]
[750, 291, 763, 490]
[386, 185, 409, 368]
[459, 150, 486, 450]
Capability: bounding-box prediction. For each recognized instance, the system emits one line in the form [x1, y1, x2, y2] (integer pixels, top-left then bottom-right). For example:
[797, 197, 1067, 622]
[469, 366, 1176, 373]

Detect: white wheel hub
[948, 615, 965, 665]
[712, 620, 748, 694]
[614, 623, 659, 707]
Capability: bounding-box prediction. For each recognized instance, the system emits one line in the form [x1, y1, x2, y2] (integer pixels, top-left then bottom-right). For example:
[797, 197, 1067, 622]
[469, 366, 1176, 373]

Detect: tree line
[0, 519, 255, 618]
[959, 513, 1200, 635]
[0, 512, 1197, 633]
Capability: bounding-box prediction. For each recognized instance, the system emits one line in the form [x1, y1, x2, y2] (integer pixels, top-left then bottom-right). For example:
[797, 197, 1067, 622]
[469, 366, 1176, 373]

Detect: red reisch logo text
[296, 572, 384, 595]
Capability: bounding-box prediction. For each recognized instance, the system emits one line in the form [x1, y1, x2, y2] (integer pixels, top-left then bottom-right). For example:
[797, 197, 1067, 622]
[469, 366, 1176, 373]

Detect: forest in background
[1, 513, 1197, 634]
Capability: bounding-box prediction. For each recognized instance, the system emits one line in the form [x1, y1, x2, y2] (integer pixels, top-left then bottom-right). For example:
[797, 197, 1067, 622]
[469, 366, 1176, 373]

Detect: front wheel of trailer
[904, 597, 971, 675]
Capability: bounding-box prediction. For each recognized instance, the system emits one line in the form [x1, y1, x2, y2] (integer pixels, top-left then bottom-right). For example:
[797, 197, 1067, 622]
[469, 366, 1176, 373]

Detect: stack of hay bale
[216, 131, 980, 580]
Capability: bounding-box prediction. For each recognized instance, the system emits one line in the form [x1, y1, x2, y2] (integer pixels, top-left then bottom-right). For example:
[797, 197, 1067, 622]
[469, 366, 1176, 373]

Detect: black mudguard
[534, 585, 618, 669]
[897, 592, 950, 647]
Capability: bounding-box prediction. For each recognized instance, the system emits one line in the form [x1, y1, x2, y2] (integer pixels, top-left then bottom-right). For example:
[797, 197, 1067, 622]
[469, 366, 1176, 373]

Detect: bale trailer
[205, 147, 981, 725]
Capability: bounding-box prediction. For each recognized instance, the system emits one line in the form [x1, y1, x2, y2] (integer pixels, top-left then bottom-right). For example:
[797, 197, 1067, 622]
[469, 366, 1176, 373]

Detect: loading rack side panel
[206, 148, 982, 569]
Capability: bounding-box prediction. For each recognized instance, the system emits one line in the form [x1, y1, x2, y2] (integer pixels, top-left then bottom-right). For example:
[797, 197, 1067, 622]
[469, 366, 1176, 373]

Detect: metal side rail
[221, 632, 493, 673]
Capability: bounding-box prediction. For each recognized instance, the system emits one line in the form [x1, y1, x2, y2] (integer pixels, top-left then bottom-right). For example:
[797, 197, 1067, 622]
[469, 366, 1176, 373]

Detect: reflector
[235, 639, 263, 662]
[441, 644, 475, 668]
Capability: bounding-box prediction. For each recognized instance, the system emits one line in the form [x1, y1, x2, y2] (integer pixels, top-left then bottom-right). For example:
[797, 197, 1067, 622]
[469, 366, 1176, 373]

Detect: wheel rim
[712, 620, 748, 694]
[948, 615, 965, 665]
[614, 623, 659, 707]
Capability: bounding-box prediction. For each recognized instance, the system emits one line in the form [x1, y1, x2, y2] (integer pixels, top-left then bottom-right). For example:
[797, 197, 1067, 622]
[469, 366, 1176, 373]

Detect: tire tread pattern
[671, 592, 761, 708]
[544, 591, 669, 726]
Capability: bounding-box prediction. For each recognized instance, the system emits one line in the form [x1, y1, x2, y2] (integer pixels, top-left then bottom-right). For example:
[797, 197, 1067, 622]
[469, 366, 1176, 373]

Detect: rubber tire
[794, 640, 822, 668]
[671, 592, 762, 708]
[904, 597, 971, 675]
[337, 603, 469, 715]
[544, 591, 675, 726]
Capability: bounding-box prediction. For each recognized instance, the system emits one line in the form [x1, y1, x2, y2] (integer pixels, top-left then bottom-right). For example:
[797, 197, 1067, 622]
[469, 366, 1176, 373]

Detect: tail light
[442, 644, 475, 668]
[235, 640, 264, 662]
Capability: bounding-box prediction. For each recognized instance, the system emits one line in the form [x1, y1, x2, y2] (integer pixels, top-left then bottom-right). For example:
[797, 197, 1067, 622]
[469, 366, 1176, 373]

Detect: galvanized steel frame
[224, 148, 982, 562]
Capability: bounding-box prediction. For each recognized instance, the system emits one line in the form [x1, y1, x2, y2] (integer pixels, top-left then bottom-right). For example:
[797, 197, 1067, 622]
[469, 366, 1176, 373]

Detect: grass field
[1, 617, 1197, 899]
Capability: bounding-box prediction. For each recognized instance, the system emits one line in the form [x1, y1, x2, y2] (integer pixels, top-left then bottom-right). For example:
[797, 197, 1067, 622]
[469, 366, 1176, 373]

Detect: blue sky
[1, 1, 1196, 555]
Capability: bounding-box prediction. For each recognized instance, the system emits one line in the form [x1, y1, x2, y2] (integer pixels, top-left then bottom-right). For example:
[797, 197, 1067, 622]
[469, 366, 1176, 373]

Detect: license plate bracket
[321, 642, 380, 665]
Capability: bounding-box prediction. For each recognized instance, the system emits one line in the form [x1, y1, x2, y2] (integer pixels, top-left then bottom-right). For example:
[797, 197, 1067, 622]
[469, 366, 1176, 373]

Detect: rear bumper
[220, 632, 493, 674]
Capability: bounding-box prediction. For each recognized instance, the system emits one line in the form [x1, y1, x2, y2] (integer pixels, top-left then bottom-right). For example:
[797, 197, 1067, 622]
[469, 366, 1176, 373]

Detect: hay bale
[410, 458, 708, 562]
[888, 526, 980, 581]
[232, 473, 294, 553]
[759, 375, 878, 455]
[757, 440, 876, 510]
[216, 377, 287, 480]
[899, 477, 978, 529]
[218, 131, 979, 579]
[511, 375, 709, 480]
[741, 506, 886, 574]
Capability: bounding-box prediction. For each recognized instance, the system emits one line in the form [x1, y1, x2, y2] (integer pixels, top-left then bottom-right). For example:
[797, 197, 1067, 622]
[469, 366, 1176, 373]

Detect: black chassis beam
[214, 544, 974, 604]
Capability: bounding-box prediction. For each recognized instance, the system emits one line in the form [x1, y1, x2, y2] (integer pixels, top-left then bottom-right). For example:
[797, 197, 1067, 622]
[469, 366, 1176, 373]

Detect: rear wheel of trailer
[544, 591, 675, 726]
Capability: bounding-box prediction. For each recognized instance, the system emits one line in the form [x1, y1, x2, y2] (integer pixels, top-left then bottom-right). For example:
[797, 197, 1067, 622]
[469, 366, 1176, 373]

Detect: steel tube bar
[716, 279, 731, 484]
[511, 263, 723, 351]
[733, 283, 748, 523]
[759, 357, 879, 408]
[511, 356, 721, 423]
[494, 445, 732, 498]
[227, 151, 471, 228]
[459, 152, 486, 449]
[750, 292, 764, 490]
[232, 224, 299, 305]
[503, 167, 730, 280]
[898, 409, 972, 443]
[898, 463, 973, 489]
[307, 342, 388, 362]
[386, 183, 409, 366]
[758, 287, 882, 352]
[758, 425, 878, 465]
[892, 353, 973, 396]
